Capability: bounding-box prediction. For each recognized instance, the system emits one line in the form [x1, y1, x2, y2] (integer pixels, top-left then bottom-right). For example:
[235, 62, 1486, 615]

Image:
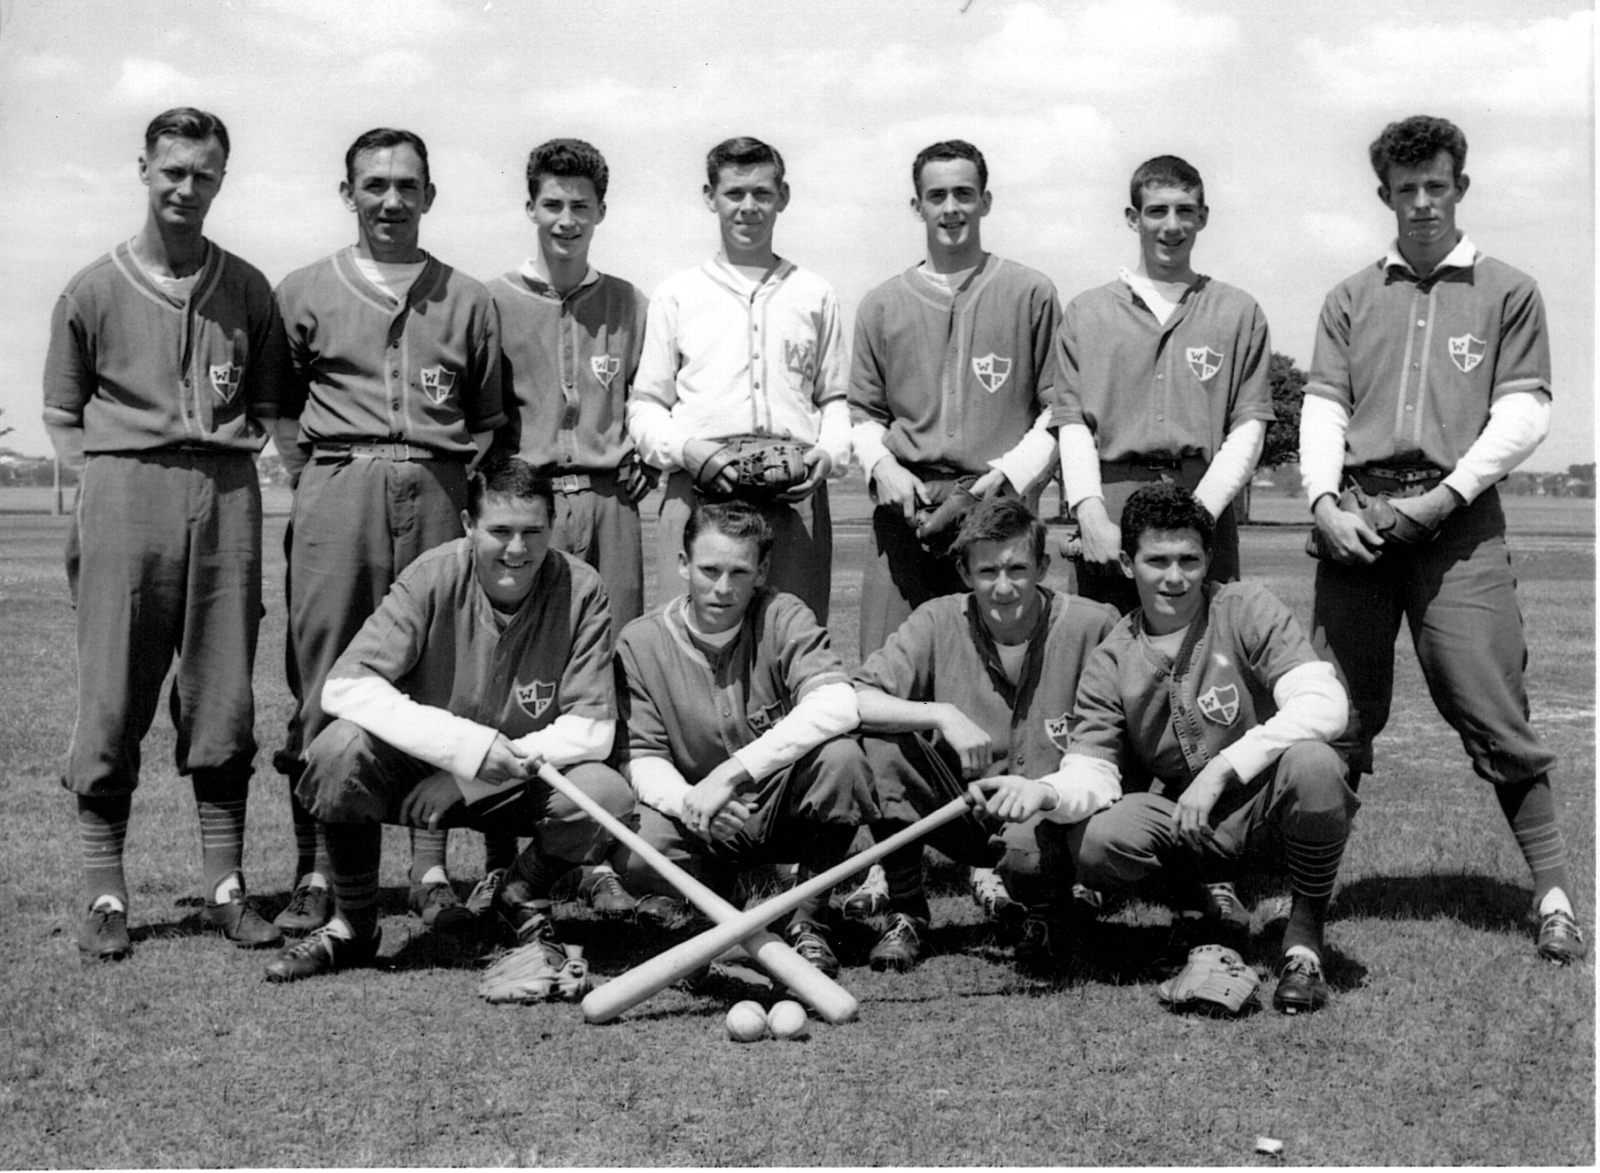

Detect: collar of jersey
[334, 245, 440, 312]
[511, 261, 601, 301]
[704, 255, 793, 299]
[112, 237, 220, 311]
[1382, 234, 1478, 278]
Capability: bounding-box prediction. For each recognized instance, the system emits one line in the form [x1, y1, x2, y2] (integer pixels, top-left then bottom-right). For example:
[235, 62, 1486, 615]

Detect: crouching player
[612, 501, 873, 976]
[850, 497, 1121, 971]
[973, 484, 1357, 1012]
[265, 456, 632, 983]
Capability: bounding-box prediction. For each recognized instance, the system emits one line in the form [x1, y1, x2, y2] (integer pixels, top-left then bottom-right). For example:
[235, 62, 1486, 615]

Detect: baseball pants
[549, 477, 645, 627]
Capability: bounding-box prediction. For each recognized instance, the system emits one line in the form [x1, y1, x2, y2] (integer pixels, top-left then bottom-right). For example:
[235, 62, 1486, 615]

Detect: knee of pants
[791, 737, 875, 824]
[1074, 794, 1176, 891]
[1275, 741, 1359, 833]
[296, 720, 391, 823]
[615, 805, 706, 898]
[534, 762, 635, 864]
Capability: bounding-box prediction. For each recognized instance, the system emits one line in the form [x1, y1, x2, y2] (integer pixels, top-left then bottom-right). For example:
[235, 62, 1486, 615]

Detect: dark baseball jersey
[848, 256, 1062, 473]
[275, 247, 506, 454]
[1070, 581, 1324, 796]
[1305, 251, 1551, 471]
[1048, 277, 1274, 462]
[618, 589, 850, 784]
[492, 270, 647, 472]
[853, 588, 1120, 781]
[44, 240, 288, 452]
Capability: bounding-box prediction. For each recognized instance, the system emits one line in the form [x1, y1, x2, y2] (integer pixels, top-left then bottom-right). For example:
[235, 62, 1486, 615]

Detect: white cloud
[1302, 11, 1593, 117]
[107, 58, 198, 107]
[1299, 211, 1386, 260]
[235, 0, 469, 57]
[347, 47, 437, 86]
[13, 53, 77, 81]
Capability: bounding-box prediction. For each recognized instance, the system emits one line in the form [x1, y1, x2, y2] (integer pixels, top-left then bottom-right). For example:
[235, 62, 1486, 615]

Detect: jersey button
[1156, 373, 1165, 381]
[1416, 320, 1426, 327]
[1405, 404, 1414, 412]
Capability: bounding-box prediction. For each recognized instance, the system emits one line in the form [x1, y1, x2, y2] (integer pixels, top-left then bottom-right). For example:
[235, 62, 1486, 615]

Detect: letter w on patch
[209, 362, 242, 403]
[1045, 714, 1073, 752]
[420, 366, 457, 406]
[591, 355, 621, 386]
[1185, 347, 1224, 382]
[514, 680, 556, 720]
[1197, 683, 1240, 726]
[971, 353, 1012, 393]
[1448, 334, 1486, 374]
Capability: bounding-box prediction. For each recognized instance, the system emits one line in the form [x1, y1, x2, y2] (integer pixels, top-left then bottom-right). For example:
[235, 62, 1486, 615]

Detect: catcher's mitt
[1305, 484, 1439, 559]
[913, 476, 980, 556]
[477, 939, 592, 1004]
[1156, 943, 1260, 1016]
[692, 435, 810, 501]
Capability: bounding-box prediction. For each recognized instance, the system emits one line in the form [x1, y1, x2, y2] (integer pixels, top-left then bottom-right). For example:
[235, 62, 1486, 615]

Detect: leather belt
[314, 442, 440, 461]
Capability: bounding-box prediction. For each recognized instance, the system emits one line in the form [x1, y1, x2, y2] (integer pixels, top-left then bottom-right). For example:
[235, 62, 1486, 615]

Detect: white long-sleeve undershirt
[853, 412, 1056, 494]
[1213, 659, 1347, 785]
[1058, 418, 1265, 521]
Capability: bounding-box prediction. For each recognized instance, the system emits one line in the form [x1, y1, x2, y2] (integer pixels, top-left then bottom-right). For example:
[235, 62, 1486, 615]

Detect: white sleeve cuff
[629, 756, 694, 820]
[990, 413, 1058, 494]
[1298, 396, 1350, 504]
[1193, 420, 1266, 518]
[322, 674, 498, 781]
[851, 418, 893, 479]
[1057, 423, 1103, 510]
[1037, 755, 1122, 824]
[510, 716, 615, 770]
[1441, 391, 1552, 504]
[1215, 660, 1348, 783]
[729, 681, 858, 781]
[817, 399, 854, 475]
[627, 398, 693, 471]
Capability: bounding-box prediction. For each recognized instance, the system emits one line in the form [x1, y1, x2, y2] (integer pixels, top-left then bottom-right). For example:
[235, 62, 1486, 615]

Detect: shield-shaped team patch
[1045, 714, 1072, 752]
[514, 680, 556, 720]
[1448, 334, 1486, 374]
[590, 355, 621, 387]
[209, 362, 242, 403]
[1197, 683, 1240, 726]
[420, 366, 457, 406]
[748, 699, 787, 734]
[1185, 347, 1224, 382]
[971, 353, 1012, 393]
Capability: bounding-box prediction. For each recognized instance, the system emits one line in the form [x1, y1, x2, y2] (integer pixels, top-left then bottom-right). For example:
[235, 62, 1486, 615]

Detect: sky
[0, 0, 1592, 470]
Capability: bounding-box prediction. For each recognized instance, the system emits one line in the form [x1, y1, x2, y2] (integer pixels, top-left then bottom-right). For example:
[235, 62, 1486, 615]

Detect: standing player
[628, 136, 850, 622]
[850, 497, 1120, 970]
[1300, 115, 1585, 963]
[846, 139, 1062, 921]
[612, 501, 873, 976]
[271, 129, 506, 935]
[43, 107, 288, 961]
[1053, 155, 1274, 616]
[488, 137, 652, 918]
[265, 457, 632, 982]
[974, 484, 1356, 1013]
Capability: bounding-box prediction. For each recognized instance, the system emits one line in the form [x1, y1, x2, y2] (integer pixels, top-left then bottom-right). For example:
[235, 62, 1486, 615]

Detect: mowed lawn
[0, 489, 1592, 1167]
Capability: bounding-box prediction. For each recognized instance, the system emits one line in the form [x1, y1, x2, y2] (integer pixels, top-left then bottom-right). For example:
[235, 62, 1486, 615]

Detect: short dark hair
[467, 454, 554, 520]
[682, 500, 774, 563]
[526, 138, 609, 204]
[953, 495, 1047, 570]
[145, 107, 230, 163]
[1129, 155, 1204, 210]
[1369, 116, 1467, 185]
[346, 127, 430, 186]
[705, 137, 785, 189]
[1119, 483, 1214, 559]
[912, 140, 987, 196]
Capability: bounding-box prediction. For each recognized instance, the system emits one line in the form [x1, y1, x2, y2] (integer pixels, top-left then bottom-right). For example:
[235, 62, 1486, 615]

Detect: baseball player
[43, 107, 288, 961]
[611, 501, 874, 977]
[628, 136, 850, 623]
[1300, 115, 1585, 964]
[488, 138, 652, 916]
[845, 140, 1063, 922]
[265, 457, 631, 981]
[270, 128, 506, 935]
[850, 496, 1120, 971]
[1053, 154, 1274, 616]
[974, 484, 1357, 1013]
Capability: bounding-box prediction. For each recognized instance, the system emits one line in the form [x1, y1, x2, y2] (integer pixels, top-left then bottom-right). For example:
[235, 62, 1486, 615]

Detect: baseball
[766, 999, 810, 1040]
[725, 1000, 768, 1042]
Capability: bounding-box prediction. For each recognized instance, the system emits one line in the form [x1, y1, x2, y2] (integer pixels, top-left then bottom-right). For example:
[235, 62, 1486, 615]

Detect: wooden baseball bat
[534, 764, 859, 1024]
[582, 792, 976, 1024]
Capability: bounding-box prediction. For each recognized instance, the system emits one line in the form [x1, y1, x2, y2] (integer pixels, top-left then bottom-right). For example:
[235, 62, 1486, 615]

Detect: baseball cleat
[578, 867, 639, 919]
[1205, 881, 1252, 934]
[1272, 951, 1329, 1014]
[634, 893, 688, 931]
[264, 924, 379, 982]
[970, 867, 1026, 927]
[274, 882, 331, 935]
[464, 868, 507, 917]
[409, 881, 472, 931]
[204, 889, 284, 949]
[869, 911, 925, 972]
[784, 919, 840, 978]
[1536, 908, 1589, 965]
[78, 902, 132, 964]
[842, 863, 890, 920]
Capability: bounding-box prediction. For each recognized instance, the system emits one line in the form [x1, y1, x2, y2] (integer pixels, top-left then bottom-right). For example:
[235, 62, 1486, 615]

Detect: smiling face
[527, 174, 605, 268]
[679, 528, 768, 635]
[466, 494, 552, 610]
[704, 162, 789, 263]
[342, 143, 435, 263]
[1122, 527, 1210, 636]
[1380, 150, 1468, 265]
[913, 156, 991, 260]
[139, 134, 227, 233]
[1127, 182, 1207, 278]
[959, 534, 1047, 644]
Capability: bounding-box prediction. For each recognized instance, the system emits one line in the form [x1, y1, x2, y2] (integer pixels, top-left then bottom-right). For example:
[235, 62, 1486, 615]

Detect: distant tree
[1260, 352, 1307, 469]
[1567, 462, 1594, 483]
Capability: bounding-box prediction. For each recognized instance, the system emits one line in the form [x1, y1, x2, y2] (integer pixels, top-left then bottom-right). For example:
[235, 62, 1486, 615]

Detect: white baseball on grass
[766, 999, 810, 1040]
[725, 1000, 768, 1042]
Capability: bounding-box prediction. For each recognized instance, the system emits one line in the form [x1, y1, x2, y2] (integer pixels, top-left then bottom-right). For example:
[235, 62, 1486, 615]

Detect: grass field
[0, 490, 1593, 1167]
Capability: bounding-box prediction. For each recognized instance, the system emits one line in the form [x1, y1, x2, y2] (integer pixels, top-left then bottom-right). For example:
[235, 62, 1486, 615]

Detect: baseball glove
[1156, 943, 1260, 1015]
[477, 939, 592, 1004]
[692, 435, 810, 501]
[618, 453, 661, 505]
[913, 476, 981, 555]
[1305, 484, 1439, 559]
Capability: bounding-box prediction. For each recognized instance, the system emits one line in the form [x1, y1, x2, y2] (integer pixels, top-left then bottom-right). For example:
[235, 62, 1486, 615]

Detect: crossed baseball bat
[536, 763, 975, 1025]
